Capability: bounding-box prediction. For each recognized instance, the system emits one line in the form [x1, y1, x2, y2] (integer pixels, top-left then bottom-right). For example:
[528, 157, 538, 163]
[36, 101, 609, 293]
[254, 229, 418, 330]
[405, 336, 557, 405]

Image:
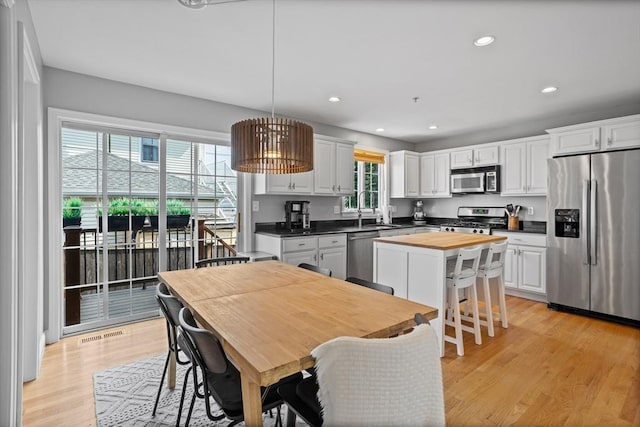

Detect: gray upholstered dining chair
[346, 276, 394, 295]
[177, 307, 303, 427]
[195, 256, 250, 268]
[277, 313, 444, 427]
[153, 283, 191, 419]
[298, 263, 332, 277]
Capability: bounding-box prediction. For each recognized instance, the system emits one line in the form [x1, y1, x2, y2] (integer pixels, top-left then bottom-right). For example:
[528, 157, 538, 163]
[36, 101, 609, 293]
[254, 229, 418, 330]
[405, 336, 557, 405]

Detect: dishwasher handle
[348, 232, 380, 240]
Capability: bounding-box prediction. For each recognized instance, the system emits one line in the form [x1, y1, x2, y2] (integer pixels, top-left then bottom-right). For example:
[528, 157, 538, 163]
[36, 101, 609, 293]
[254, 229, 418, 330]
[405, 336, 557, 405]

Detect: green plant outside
[97, 197, 191, 216]
[63, 197, 83, 219]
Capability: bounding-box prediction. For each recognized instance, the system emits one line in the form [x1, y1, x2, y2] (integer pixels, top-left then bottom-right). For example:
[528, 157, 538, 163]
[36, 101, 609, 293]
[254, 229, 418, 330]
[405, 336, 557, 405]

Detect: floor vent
[78, 329, 127, 345]
[80, 334, 103, 344]
[103, 330, 124, 339]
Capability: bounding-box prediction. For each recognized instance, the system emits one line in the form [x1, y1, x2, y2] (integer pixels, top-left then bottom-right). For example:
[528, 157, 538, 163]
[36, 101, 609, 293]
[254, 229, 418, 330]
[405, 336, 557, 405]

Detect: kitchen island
[373, 232, 507, 356]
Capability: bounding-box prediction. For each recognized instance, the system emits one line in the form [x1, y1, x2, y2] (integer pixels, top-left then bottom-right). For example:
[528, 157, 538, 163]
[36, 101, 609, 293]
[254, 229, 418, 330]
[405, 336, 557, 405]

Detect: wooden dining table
[158, 260, 438, 427]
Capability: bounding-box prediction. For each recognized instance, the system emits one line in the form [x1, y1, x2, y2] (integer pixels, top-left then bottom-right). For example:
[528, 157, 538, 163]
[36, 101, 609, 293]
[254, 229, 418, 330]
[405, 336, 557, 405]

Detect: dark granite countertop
[255, 217, 547, 237]
[254, 217, 448, 237]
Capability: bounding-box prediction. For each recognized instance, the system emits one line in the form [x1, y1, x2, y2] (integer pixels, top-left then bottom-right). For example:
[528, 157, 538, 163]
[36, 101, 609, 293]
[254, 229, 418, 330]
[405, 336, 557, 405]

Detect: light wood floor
[23, 296, 640, 426]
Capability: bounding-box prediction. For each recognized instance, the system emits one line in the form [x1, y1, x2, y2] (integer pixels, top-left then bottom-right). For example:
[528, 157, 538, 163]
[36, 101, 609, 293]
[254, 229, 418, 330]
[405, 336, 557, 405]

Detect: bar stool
[444, 246, 483, 356]
[475, 241, 508, 337]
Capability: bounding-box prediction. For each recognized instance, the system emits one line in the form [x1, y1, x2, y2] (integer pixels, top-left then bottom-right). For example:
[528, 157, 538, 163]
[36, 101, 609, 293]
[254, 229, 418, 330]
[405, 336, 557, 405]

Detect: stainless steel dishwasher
[347, 231, 380, 282]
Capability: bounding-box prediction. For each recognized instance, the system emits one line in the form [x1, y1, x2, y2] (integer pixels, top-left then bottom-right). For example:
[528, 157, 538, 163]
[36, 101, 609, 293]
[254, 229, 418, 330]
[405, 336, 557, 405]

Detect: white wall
[421, 194, 547, 222]
[43, 67, 416, 232]
[414, 100, 640, 152]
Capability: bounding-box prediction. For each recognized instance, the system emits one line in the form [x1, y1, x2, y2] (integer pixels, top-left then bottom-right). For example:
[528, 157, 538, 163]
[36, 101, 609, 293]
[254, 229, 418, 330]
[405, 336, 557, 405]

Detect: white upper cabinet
[500, 136, 549, 196]
[547, 114, 640, 156]
[254, 170, 313, 194]
[450, 145, 499, 169]
[389, 151, 420, 198]
[420, 152, 450, 197]
[313, 139, 354, 195]
[254, 137, 353, 195]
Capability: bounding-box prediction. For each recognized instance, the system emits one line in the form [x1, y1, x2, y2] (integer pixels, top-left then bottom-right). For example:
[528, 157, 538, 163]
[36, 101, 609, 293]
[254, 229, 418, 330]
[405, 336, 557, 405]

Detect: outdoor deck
[79, 284, 159, 324]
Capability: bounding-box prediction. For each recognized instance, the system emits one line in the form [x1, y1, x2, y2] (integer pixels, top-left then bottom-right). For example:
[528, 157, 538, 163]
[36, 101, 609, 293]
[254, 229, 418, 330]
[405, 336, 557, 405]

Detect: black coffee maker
[285, 201, 310, 230]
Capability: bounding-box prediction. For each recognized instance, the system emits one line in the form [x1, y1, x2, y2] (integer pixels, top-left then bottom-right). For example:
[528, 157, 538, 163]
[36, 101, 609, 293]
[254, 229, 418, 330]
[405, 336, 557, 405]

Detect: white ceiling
[28, 0, 640, 144]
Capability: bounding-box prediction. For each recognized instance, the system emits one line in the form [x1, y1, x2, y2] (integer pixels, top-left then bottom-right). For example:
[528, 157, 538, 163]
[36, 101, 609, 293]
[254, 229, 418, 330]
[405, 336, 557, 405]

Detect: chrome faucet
[356, 190, 369, 229]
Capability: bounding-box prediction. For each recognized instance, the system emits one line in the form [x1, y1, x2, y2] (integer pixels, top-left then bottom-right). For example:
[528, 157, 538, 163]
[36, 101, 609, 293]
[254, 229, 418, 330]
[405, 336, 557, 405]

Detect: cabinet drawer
[282, 236, 317, 253]
[493, 231, 546, 247]
[318, 234, 346, 249]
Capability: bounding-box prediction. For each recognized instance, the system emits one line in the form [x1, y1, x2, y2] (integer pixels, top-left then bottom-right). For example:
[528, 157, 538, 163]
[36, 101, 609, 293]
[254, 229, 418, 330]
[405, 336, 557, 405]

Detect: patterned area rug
[93, 354, 287, 427]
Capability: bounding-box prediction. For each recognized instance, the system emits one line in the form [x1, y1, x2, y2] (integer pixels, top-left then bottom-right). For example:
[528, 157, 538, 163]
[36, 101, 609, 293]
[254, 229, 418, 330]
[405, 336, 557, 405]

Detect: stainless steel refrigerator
[547, 149, 640, 323]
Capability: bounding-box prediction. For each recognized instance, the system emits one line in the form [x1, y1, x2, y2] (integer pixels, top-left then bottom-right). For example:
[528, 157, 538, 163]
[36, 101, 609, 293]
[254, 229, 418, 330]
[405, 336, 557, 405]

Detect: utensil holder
[508, 216, 519, 231]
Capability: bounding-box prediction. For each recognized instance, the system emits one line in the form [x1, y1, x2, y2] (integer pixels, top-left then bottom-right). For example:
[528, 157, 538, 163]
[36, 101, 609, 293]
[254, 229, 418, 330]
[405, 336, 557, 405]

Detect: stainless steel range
[439, 206, 507, 234]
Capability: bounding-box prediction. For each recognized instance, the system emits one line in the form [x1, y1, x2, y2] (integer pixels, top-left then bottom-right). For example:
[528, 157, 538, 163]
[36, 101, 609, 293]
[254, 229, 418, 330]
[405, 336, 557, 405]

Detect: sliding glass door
[61, 125, 237, 334]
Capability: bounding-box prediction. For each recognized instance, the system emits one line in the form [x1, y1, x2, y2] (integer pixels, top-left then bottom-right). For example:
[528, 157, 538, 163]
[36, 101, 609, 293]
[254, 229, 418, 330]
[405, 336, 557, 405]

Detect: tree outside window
[344, 160, 379, 211]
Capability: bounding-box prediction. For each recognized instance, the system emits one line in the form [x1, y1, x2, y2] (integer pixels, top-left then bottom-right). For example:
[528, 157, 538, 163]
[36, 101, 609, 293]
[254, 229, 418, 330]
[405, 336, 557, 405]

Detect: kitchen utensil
[515, 205, 521, 216]
[506, 204, 514, 216]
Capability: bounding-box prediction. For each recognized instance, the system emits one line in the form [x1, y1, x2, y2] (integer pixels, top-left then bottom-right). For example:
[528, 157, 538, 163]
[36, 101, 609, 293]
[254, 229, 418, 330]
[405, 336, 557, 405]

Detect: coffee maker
[285, 201, 310, 230]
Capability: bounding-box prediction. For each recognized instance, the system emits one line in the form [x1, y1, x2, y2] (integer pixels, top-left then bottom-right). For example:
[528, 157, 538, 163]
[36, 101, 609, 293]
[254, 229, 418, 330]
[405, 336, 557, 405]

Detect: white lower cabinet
[494, 231, 547, 300]
[255, 233, 347, 279]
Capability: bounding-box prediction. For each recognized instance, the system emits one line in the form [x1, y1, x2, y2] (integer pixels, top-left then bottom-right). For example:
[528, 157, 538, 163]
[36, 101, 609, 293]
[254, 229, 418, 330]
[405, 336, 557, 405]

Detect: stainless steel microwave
[450, 165, 500, 194]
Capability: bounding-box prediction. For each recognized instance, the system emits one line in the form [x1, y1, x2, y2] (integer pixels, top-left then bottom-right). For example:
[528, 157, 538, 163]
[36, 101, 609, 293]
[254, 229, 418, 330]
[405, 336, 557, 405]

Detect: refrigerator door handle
[582, 180, 590, 265]
[590, 179, 597, 265]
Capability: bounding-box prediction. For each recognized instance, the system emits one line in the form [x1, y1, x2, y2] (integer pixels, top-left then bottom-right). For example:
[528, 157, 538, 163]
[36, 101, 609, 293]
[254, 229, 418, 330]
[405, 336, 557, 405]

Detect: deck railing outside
[63, 218, 236, 326]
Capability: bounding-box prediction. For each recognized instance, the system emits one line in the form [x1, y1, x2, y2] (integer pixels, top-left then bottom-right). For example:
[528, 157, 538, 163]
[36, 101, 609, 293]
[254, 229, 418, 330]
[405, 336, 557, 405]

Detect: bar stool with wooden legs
[475, 241, 508, 337]
[444, 246, 483, 356]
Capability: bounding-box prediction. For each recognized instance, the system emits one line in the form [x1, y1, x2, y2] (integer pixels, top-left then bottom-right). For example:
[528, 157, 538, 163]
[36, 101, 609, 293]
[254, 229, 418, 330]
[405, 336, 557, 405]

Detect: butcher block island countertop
[374, 231, 507, 250]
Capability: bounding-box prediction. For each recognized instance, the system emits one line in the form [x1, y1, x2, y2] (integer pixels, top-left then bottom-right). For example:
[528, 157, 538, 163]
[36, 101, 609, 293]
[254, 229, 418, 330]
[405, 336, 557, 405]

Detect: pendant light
[230, 0, 314, 174]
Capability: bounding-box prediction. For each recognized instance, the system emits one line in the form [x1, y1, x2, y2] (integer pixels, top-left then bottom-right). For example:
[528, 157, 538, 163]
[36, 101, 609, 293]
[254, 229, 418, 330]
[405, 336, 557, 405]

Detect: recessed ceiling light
[328, 96, 341, 103]
[541, 86, 558, 94]
[473, 35, 495, 47]
[428, 125, 438, 130]
[375, 128, 385, 132]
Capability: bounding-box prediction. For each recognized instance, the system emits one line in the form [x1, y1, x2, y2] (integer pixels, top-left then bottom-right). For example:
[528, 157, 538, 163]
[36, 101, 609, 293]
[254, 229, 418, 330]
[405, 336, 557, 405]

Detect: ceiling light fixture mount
[229, 0, 314, 174]
[473, 35, 495, 47]
[177, 0, 247, 9]
[328, 96, 341, 103]
[375, 128, 385, 132]
[428, 125, 438, 130]
[541, 86, 558, 94]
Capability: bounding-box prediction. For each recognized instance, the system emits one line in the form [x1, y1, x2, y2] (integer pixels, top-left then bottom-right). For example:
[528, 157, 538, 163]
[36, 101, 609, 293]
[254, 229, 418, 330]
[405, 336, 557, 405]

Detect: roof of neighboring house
[62, 150, 225, 198]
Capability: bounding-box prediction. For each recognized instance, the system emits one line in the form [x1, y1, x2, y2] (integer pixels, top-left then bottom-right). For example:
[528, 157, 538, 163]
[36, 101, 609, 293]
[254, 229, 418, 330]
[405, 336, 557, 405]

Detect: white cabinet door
[313, 139, 335, 194]
[319, 247, 346, 279]
[282, 250, 317, 267]
[419, 154, 435, 196]
[433, 153, 450, 196]
[335, 143, 354, 195]
[552, 127, 601, 156]
[603, 119, 640, 150]
[266, 174, 293, 193]
[527, 139, 549, 195]
[474, 146, 499, 166]
[501, 143, 527, 195]
[290, 172, 313, 193]
[406, 154, 420, 197]
[503, 244, 518, 289]
[519, 246, 546, 294]
[450, 149, 474, 169]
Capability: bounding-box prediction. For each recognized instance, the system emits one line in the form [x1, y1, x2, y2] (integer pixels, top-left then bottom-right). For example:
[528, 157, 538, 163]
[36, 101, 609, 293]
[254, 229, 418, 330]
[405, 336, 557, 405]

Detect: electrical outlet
[252, 201, 259, 212]
[390, 205, 397, 213]
[528, 206, 534, 215]
[334, 205, 341, 214]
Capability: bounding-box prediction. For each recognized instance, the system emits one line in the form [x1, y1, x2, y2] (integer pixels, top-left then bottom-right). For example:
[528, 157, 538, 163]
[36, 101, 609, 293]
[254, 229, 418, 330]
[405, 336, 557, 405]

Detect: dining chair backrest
[450, 246, 483, 289]
[481, 241, 508, 274]
[195, 256, 250, 268]
[156, 283, 184, 328]
[311, 321, 445, 426]
[298, 263, 332, 277]
[346, 276, 394, 295]
[178, 307, 229, 374]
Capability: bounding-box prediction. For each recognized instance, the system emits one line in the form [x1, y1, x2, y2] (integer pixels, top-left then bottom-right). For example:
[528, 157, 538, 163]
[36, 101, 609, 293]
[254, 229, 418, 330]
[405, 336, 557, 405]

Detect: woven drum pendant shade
[231, 117, 314, 174]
